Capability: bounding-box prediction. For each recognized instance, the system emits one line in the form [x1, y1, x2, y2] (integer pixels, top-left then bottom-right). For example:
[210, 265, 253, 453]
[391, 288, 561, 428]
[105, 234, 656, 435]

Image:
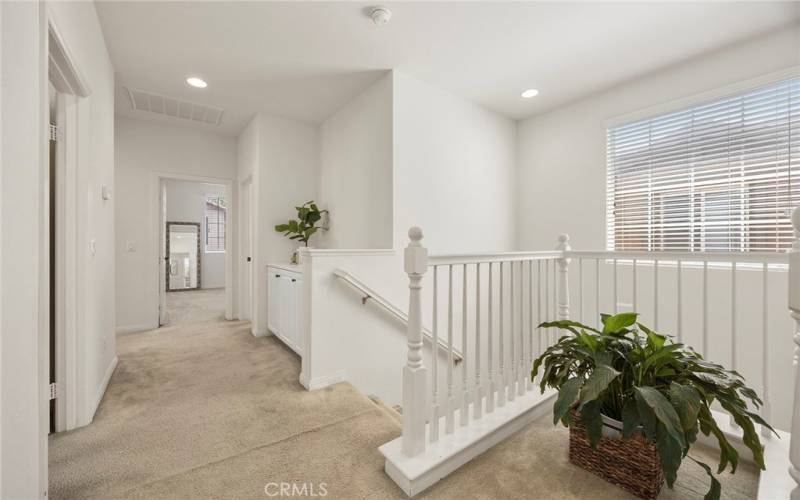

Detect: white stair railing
[381, 219, 799, 498]
[380, 228, 563, 496]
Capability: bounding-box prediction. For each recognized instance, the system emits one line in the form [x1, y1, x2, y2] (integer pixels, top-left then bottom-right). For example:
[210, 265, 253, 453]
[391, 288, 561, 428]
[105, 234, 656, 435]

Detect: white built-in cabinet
[267, 264, 303, 355]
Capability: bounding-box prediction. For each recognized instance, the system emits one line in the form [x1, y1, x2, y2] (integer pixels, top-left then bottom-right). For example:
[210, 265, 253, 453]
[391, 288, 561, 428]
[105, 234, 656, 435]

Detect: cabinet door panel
[292, 278, 303, 354]
[279, 275, 297, 350]
[267, 270, 281, 334]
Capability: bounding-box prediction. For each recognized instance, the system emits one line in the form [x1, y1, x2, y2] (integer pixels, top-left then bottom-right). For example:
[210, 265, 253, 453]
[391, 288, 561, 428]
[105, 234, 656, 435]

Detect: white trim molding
[380, 391, 556, 497]
[88, 356, 117, 422]
[115, 324, 156, 335]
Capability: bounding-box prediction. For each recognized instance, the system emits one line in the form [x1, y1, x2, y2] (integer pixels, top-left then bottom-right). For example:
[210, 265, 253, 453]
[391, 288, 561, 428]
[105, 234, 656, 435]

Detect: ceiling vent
[125, 87, 224, 126]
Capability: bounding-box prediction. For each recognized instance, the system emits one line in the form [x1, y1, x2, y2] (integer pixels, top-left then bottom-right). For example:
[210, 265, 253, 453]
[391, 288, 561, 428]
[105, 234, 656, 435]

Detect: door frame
[238, 175, 254, 321]
[45, 9, 91, 435]
[151, 172, 234, 327]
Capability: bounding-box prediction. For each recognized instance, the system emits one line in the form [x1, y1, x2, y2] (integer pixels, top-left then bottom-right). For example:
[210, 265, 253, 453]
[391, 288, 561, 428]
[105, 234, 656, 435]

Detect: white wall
[238, 113, 318, 336]
[164, 180, 226, 289]
[319, 73, 393, 249]
[115, 117, 236, 331]
[1, 0, 116, 496]
[516, 27, 800, 251]
[516, 26, 800, 430]
[1, 2, 46, 496]
[393, 71, 518, 253]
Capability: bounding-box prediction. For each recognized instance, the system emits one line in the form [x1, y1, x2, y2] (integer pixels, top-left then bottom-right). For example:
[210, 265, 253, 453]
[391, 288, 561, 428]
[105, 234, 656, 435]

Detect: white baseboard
[89, 356, 118, 422]
[301, 371, 345, 390]
[380, 389, 556, 497]
[116, 323, 155, 335]
[251, 325, 270, 337]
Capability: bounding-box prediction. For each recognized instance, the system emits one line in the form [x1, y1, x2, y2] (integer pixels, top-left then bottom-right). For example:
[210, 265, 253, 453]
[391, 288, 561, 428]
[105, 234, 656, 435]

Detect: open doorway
[156, 177, 233, 327]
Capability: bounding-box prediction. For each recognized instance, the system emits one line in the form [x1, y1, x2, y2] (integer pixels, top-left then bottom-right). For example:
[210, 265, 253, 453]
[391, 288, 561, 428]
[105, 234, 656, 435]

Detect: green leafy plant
[533, 312, 776, 500]
[274, 201, 327, 246]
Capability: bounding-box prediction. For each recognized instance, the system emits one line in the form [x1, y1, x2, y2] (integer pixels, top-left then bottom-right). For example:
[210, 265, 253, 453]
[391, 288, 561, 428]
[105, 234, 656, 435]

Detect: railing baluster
[545, 260, 551, 345]
[528, 260, 534, 391]
[508, 262, 516, 402]
[731, 262, 737, 372]
[518, 261, 526, 397]
[654, 259, 659, 330]
[401, 227, 427, 457]
[579, 258, 584, 322]
[487, 262, 495, 414]
[632, 259, 637, 313]
[498, 262, 506, 407]
[474, 263, 482, 420]
[595, 258, 600, 322]
[537, 260, 543, 358]
[677, 260, 682, 342]
[446, 264, 455, 434]
[761, 263, 771, 437]
[730, 262, 738, 429]
[613, 258, 618, 314]
[431, 265, 440, 443]
[703, 261, 708, 356]
[461, 264, 469, 426]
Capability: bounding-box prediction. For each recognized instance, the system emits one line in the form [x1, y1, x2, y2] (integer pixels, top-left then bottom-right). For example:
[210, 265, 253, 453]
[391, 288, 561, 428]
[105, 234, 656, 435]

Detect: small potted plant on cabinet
[533, 312, 774, 500]
[274, 201, 328, 264]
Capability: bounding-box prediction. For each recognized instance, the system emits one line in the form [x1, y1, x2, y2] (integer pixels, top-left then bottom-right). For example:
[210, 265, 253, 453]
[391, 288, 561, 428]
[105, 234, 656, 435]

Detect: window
[205, 195, 226, 252]
[607, 76, 800, 252]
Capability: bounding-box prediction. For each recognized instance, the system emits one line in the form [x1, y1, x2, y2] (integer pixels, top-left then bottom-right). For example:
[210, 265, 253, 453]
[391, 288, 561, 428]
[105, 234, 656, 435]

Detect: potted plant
[274, 201, 328, 264]
[533, 312, 775, 500]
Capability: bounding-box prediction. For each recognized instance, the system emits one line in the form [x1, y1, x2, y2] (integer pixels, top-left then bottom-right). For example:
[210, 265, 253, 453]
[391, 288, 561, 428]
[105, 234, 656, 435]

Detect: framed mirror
[166, 222, 201, 291]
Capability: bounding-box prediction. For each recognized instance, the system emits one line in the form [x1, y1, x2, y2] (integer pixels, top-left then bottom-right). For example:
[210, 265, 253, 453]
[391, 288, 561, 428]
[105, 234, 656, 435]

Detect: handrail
[565, 249, 789, 264]
[428, 250, 562, 266]
[333, 269, 463, 363]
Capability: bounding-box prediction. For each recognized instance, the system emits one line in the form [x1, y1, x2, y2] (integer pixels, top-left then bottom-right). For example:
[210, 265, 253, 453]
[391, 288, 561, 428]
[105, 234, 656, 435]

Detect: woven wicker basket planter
[569, 411, 664, 500]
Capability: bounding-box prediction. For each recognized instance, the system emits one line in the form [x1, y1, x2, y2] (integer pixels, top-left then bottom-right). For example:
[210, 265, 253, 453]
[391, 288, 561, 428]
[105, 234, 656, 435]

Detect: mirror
[166, 222, 201, 291]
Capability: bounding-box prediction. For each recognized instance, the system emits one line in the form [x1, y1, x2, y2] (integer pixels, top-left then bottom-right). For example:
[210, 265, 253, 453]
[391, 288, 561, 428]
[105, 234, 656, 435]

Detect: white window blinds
[607, 76, 800, 252]
[205, 195, 226, 252]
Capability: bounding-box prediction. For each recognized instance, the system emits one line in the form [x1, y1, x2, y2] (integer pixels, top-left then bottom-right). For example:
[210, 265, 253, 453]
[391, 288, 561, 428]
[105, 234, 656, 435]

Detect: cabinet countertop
[267, 263, 303, 274]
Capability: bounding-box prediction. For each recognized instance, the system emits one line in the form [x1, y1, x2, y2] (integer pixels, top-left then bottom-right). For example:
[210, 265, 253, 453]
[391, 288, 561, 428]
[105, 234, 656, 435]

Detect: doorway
[239, 177, 253, 321]
[155, 176, 233, 327]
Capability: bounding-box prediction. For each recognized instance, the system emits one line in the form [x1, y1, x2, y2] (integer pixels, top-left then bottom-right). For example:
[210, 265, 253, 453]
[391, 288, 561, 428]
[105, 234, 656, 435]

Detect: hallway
[47, 307, 759, 499]
[164, 288, 227, 326]
[48, 314, 403, 499]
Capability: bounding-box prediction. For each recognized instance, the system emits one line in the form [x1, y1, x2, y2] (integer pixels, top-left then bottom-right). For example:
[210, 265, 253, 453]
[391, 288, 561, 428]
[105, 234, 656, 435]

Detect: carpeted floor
[49, 292, 758, 499]
[164, 288, 227, 325]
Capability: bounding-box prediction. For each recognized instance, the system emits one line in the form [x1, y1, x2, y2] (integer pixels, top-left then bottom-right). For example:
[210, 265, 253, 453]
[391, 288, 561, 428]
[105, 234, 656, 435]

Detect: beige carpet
[49, 292, 758, 499]
[164, 288, 226, 325]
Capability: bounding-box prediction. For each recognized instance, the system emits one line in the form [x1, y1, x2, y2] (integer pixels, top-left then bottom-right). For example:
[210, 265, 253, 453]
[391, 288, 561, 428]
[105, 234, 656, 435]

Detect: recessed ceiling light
[521, 89, 539, 98]
[186, 77, 207, 88]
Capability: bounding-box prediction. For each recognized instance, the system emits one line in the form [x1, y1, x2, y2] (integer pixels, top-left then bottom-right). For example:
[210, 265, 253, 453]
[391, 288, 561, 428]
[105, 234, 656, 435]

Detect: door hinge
[49, 124, 63, 142]
[49, 382, 58, 400]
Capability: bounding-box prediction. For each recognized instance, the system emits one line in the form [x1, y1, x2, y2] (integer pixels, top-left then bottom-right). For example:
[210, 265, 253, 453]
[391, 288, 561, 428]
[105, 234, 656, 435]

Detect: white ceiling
[96, 1, 800, 136]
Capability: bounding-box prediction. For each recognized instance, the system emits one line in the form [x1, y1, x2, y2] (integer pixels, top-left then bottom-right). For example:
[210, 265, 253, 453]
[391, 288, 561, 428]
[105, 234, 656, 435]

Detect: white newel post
[789, 209, 800, 499]
[556, 234, 571, 321]
[403, 227, 428, 457]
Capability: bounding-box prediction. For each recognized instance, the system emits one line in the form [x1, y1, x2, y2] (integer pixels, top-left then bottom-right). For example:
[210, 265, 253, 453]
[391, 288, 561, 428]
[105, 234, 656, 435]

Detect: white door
[239, 179, 252, 320]
[158, 181, 168, 325]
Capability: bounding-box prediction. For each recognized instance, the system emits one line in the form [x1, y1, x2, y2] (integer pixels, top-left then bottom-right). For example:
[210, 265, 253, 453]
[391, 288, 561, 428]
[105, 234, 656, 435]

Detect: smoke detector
[369, 6, 392, 26]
